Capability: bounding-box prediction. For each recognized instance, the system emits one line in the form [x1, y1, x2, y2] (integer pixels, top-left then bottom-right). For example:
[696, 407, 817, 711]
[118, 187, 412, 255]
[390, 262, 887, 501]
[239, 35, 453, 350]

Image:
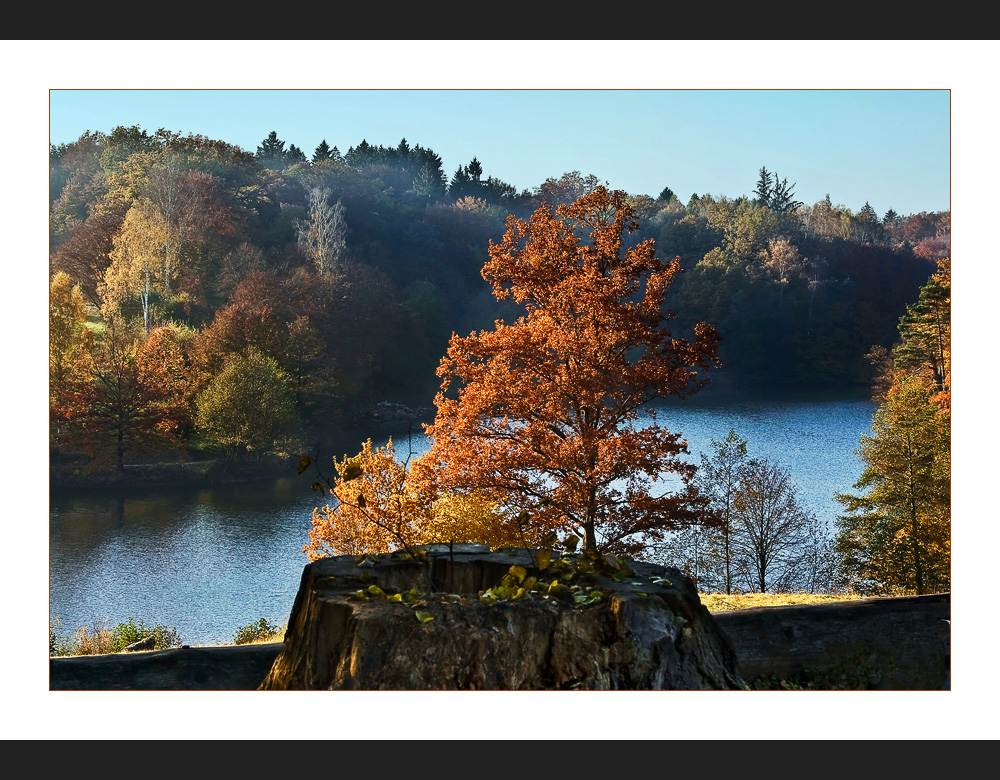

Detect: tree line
[50, 128, 948, 481]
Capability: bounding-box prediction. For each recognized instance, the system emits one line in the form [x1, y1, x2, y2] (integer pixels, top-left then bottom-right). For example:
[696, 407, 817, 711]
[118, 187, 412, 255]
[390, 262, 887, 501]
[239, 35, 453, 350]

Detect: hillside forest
[49, 126, 949, 481]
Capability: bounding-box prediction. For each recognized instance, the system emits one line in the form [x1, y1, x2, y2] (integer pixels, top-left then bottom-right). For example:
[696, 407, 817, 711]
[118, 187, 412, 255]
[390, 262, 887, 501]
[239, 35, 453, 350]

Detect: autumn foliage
[303, 438, 524, 561]
[52, 318, 189, 473]
[424, 186, 720, 555]
[835, 257, 951, 594]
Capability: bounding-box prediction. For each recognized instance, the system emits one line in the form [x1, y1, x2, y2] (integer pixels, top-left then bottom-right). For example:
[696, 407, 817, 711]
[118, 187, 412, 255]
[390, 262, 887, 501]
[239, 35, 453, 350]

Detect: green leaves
[415, 611, 434, 623]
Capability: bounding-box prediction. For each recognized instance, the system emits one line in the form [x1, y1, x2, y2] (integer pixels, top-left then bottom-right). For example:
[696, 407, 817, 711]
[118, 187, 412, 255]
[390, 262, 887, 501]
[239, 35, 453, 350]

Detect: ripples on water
[50, 388, 875, 646]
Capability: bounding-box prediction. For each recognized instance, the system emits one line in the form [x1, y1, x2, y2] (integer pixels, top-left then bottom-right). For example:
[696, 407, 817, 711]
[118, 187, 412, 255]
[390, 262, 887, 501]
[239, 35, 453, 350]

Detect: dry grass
[699, 592, 862, 612]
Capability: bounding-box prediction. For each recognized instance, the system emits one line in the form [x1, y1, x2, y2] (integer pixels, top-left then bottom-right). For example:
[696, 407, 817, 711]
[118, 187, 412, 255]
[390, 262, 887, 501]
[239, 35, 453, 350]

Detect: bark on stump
[259, 544, 746, 690]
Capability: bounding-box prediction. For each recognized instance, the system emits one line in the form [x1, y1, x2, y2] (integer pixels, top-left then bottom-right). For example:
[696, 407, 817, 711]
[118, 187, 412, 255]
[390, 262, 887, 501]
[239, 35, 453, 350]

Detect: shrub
[50, 617, 182, 656]
[49, 617, 75, 657]
[109, 617, 182, 652]
[72, 618, 116, 656]
[233, 618, 281, 645]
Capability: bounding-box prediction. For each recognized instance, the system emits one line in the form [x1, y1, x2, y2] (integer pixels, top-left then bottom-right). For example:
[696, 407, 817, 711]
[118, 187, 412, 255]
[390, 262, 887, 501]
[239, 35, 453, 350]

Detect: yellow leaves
[533, 548, 552, 571]
[340, 460, 363, 482]
[305, 439, 432, 561]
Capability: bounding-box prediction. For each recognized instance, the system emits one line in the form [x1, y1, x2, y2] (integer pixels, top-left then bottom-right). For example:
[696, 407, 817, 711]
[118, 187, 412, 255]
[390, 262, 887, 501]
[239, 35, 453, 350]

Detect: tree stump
[260, 544, 746, 690]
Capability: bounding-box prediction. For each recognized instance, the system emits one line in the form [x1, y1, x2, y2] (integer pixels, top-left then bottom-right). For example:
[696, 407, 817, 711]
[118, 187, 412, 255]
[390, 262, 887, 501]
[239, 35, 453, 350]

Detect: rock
[123, 635, 156, 652]
[259, 544, 746, 690]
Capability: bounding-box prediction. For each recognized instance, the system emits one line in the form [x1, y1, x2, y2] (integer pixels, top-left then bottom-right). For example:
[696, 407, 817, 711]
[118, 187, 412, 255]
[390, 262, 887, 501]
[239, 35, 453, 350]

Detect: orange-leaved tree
[424, 186, 720, 556]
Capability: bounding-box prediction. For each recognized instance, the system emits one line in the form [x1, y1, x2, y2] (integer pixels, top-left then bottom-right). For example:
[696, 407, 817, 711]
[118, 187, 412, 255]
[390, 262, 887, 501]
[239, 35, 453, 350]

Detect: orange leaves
[425, 186, 720, 555]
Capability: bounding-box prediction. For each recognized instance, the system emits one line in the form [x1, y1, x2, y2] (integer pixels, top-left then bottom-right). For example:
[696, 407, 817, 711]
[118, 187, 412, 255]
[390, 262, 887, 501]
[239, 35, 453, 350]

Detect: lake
[49, 387, 875, 647]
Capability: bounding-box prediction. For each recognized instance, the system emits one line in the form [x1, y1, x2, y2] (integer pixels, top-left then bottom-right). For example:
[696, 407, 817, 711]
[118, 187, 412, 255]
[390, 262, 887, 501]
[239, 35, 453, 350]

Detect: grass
[698, 591, 862, 612]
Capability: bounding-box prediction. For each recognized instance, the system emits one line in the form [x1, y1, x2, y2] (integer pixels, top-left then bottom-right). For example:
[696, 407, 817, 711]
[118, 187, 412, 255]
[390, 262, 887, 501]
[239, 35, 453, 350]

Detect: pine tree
[770, 174, 802, 213]
[312, 140, 333, 162]
[256, 131, 286, 168]
[286, 144, 307, 164]
[753, 167, 773, 206]
[894, 260, 951, 397]
[449, 165, 471, 198]
[466, 156, 483, 182]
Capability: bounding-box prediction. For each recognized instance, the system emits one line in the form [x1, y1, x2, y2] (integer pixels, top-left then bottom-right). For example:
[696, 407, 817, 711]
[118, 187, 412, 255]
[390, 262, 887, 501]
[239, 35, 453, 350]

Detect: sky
[12, 39, 1000, 740]
[49, 87, 950, 219]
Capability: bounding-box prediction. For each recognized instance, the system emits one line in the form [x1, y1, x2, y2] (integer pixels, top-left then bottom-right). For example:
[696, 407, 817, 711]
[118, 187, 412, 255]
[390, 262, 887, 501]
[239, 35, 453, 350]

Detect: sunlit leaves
[425, 185, 719, 557]
[194, 347, 298, 457]
[304, 439, 431, 561]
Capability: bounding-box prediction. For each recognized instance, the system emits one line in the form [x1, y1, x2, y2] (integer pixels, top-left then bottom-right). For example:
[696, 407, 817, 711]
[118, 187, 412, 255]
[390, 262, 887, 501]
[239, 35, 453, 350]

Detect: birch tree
[297, 187, 346, 275]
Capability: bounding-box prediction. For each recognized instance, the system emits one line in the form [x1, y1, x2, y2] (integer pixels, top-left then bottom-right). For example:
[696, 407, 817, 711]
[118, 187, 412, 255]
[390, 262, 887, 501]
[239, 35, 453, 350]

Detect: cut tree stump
[259, 544, 746, 691]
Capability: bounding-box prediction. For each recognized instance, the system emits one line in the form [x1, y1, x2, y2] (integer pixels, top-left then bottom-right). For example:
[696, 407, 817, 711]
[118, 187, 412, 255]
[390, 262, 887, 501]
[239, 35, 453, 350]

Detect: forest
[49, 125, 948, 481]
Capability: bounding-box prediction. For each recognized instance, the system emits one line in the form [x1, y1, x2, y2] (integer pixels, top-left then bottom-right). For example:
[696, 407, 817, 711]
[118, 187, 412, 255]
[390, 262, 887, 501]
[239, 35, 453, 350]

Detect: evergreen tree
[286, 144, 307, 164]
[466, 156, 483, 182]
[413, 162, 444, 199]
[753, 167, 773, 206]
[658, 185, 675, 203]
[411, 145, 447, 197]
[857, 201, 881, 241]
[770, 174, 802, 213]
[312, 140, 333, 163]
[894, 261, 951, 396]
[256, 131, 285, 158]
[344, 139, 375, 167]
[449, 165, 472, 198]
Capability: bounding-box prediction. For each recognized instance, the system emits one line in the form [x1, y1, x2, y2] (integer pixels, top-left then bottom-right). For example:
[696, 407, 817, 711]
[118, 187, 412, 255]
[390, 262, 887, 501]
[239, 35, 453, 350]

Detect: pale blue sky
[50, 87, 949, 218]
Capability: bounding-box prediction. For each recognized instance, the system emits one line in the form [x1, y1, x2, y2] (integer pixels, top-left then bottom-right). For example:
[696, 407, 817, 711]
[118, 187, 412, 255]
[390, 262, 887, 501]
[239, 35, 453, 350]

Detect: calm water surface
[49, 388, 875, 646]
